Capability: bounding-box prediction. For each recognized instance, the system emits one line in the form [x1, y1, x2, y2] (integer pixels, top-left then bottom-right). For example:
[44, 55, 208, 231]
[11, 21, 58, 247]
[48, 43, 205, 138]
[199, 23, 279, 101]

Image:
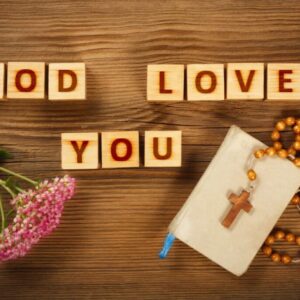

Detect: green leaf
[0, 149, 12, 161]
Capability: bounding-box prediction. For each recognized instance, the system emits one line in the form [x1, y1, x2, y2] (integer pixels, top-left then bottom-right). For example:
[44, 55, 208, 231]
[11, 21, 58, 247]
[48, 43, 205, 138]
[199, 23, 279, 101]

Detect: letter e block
[61, 132, 98, 169]
[144, 131, 181, 167]
[227, 63, 264, 100]
[0, 63, 4, 99]
[102, 131, 139, 168]
[187, 64, 224, 101]
[7, 62, 45, 99]
[267, 63, 300, 100]
[49, 63, 86, 100]
[147, 65, 184, 101]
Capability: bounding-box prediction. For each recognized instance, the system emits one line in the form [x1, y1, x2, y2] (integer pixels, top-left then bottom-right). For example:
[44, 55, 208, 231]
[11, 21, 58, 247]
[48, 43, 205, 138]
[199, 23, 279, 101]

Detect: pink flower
[0, 175, 75, 262]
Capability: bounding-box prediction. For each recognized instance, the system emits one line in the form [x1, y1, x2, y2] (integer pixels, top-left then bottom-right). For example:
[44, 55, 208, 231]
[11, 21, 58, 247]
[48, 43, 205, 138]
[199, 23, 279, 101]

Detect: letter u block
[48, 63, 86, 100]
[61, 132, 98, 169]
[144, 131, 182, 167]
[7, 62, 45, 99]
[187, 64, 224, 101]
[102, 131, 139, 168]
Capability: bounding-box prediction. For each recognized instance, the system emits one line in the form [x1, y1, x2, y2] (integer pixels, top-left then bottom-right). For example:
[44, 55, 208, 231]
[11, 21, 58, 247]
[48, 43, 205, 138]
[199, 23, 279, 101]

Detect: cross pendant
[222, 190, 253, 228]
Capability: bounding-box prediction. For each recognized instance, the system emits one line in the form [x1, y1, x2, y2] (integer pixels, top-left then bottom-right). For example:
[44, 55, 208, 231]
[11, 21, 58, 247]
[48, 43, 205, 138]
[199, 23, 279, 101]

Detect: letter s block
[102, 131, 139, 168]
[61, 132, 98, 169]
[187, 64, 224, 101]
[144, 131, 182, 167]
[48, 63, 86, 100]
[7, 62, 45, 99]
[267, 63, 300, 100]
[147, 65, 184, 101]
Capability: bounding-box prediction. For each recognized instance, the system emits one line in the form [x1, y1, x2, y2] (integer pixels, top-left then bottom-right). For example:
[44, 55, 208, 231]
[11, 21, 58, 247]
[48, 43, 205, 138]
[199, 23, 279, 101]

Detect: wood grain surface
[0, 0, 300, 299]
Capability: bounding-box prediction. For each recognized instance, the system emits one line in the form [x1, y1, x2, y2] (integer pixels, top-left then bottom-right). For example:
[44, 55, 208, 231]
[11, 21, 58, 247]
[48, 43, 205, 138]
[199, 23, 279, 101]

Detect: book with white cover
[167, 126, 300, 276]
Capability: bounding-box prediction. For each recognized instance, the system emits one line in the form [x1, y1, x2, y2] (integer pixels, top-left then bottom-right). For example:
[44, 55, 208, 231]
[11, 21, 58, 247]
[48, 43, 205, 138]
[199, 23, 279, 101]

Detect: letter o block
[61, 132, 98, 169]
[187, 64, 224, 101]
[48, 63, 86, 100]
[267, 63, 300, 100]
[102, 131, 139, 168]
[144, 131, 182, 167]
[7, 62, 45, 99]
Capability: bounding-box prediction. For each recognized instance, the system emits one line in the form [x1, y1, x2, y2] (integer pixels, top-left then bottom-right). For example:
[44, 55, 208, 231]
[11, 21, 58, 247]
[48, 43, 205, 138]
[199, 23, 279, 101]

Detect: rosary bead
[281, 254, 292, 264]
[285, 233, 296, 243]
[294, 158, 300, 167]
[293, 125, 300, 134]
[286, 117, 296, 126]
[271, 252, 281, 263]
[288, 147, 296, 156]
[275, 230, 285, 240]
[273, 142, 282, 150]
[271, 130, 281, 141]
[262, 245, 272, 256]
[247, 169, 256, 181]
[266, 147, 276, 156]
[296, 236, 300, 246]
[265, 235, 275, 245]
[291, 194, 300, 205]
[254, 149, 265, 159]
[276, 121, 286, 131]
[293, 141, 300, 151]
[277, 149, 288, 158]
[296, 134, 300, 142]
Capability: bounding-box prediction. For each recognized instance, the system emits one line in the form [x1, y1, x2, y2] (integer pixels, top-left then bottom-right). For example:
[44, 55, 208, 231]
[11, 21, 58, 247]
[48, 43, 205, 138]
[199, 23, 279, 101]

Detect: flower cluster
[0, 175, 75, 262]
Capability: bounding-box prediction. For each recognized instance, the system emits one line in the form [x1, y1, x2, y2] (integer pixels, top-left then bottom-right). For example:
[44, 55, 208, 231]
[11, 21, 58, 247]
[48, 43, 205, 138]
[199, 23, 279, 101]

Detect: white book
[166, 125, 300, 276]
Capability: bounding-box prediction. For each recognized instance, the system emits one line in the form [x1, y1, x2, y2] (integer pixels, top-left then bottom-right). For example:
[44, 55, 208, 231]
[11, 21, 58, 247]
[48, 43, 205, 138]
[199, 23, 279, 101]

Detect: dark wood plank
[0, 0, 300, 299]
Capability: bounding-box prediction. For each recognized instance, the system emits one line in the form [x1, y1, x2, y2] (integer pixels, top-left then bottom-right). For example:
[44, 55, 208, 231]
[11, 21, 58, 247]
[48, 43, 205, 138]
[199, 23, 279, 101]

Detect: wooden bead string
[245, 117, 300, 264]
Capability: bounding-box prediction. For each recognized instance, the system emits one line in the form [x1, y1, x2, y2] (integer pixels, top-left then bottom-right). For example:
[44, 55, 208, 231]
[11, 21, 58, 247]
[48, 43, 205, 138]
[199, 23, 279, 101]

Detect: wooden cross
[222, 190, 253, 228]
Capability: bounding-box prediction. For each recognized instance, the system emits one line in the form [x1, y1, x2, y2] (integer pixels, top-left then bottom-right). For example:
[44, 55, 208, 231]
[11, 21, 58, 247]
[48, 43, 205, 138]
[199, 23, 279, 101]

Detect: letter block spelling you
[147, 65, 184, 101]
[227, 63, 264, 100]
[187, 64, 225, 101]
[61, 133, 98, 169]
[267, 63, 300, 100]
[48, 63, 86, 100]
[7, 62, 45, 99]
[144, 131, 182, 167]
[0, 63, 4, 99]
[102, 131, 139, 168]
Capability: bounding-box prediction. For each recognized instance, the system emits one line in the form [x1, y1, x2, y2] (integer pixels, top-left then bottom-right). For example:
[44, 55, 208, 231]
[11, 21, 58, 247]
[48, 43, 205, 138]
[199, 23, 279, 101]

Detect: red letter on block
[111, 138, 132, 161]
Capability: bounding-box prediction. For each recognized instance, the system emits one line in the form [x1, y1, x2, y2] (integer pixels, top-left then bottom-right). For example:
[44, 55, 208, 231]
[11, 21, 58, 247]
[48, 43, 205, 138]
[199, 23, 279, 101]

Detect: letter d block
[147, 65, 184, 101]
[7, 62, 45, 99]
[49, 63, 86, 100]
[61, 132, 98, 169]
[144, 131, 182, 167]
[102, 131, 139, 168]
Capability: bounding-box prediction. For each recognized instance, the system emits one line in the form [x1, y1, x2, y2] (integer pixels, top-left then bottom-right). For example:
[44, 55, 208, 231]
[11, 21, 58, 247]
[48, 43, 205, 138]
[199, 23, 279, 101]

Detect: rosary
[222, 117, 300, 265]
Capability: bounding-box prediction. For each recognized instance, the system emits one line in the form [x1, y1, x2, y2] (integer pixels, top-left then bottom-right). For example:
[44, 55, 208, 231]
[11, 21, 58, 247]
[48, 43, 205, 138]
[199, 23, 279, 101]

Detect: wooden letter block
[7, 62, 45, 99]
[102, 131, 139, 168]
[0, 63, 4, 99]
[61, 132, 98, 169]
[187, 64, 225, 101]
[147, 65, 184, 101]
[227, 63, 264, 100]
[267, 63, 300, 100]
[48, 63, 86, 100]
[144, 131, 181, 167]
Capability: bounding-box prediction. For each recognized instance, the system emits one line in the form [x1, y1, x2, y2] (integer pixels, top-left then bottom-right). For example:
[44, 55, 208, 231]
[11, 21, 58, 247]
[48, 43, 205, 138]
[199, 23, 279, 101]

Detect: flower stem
[0, 196, 5, 233]
[0, 167, 37, 186]
[0, 180, 16, 198]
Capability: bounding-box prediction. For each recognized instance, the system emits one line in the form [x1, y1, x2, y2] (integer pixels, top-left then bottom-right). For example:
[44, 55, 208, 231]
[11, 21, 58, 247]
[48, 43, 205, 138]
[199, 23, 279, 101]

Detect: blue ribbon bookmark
[159, 232, 175, 259]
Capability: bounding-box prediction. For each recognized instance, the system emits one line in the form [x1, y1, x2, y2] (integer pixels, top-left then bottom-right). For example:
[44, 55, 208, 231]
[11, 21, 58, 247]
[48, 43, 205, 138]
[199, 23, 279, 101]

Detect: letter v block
[49, 63, 86, 100]
[7, 62, 45, 99]
[147, 65, 184, 101]
[227, 63, 264, 100]
[144, 131, 182, 167]
[61, 132, 98, 169]
[102, 131, 139, 168]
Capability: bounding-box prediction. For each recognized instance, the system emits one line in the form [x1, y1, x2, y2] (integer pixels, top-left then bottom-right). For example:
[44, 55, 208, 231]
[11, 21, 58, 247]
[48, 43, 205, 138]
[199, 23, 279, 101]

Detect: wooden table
[0, 0, 300, 298]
